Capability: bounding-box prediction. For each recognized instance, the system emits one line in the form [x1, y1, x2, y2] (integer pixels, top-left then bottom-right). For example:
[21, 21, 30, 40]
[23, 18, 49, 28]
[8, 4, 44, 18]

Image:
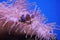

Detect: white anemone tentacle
[15, 28, 19, 33]
[0, 17, 6, 20]
[15, 22, 20, 26]
[30, 30, 36, 38]
[15, 22, 23, 33]
[26, 25, 32, 34]
[2, 19, 9, 29]
[0, 17, 6, 24]
[15, 22, 20, 32]
[15, 22, 22, 33]
[20, 23, 27, 33]
[0, 21, 3, 23]
[25, 25, 32, 38]
[9, 22, 16, 34]
[25, 34, 27, 38]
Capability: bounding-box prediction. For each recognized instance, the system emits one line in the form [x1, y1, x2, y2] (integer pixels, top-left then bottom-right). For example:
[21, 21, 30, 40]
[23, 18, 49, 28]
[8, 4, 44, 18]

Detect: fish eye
[20, 15, 26, 23]
[26, 14, 31, 21]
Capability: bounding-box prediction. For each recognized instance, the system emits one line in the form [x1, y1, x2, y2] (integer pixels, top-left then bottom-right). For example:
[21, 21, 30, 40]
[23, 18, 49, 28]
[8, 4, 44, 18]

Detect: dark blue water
[0, 0, 60, 40]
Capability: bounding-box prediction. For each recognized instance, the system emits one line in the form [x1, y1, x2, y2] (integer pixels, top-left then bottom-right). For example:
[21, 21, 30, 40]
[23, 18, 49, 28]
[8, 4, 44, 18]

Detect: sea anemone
[0, 0, 59, 40]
